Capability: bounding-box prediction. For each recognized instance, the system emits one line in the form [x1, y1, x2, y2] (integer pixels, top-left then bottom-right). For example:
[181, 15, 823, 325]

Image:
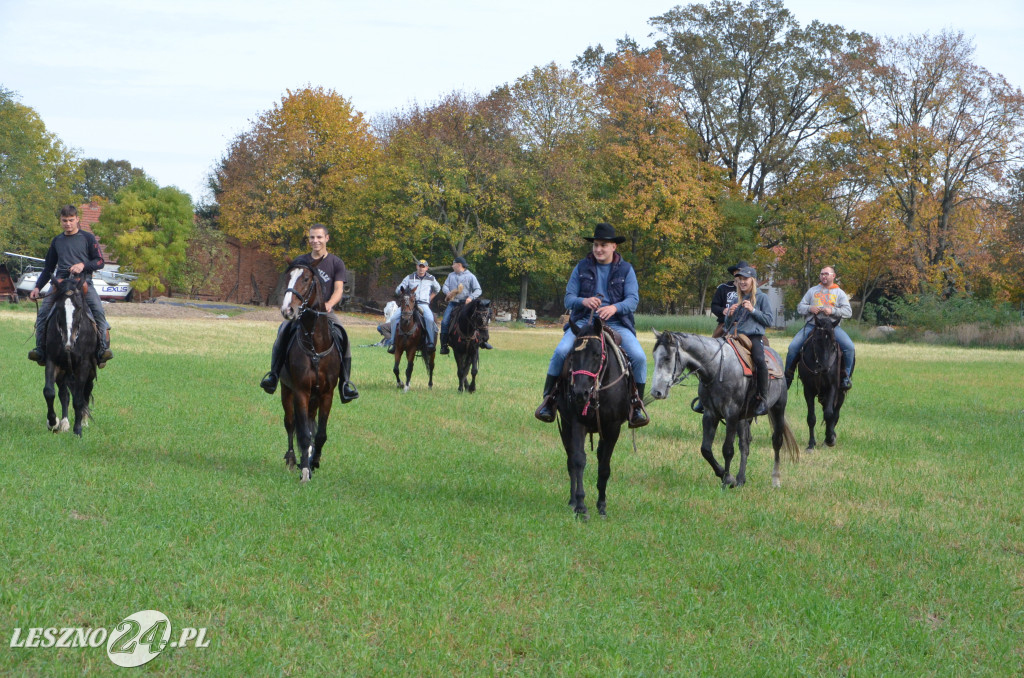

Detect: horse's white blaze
[64, 298, 75, 350]
[280, 268, 303, 317]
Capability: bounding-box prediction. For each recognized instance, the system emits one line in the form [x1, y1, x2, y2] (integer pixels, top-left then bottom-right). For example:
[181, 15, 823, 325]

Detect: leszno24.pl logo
[9, 610, 209, 667]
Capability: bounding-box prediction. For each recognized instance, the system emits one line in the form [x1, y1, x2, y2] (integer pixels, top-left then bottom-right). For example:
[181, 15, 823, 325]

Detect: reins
[286, 264, 337, 394]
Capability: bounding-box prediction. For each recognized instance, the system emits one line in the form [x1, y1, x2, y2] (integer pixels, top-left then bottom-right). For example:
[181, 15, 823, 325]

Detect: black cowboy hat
[583, 222, 626, 244]
[727, 260, 750, 274]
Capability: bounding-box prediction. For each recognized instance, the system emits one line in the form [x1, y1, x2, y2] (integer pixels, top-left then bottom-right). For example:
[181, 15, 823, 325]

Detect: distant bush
[864, 294, 1020, 332]
[634, 314, 719, 334]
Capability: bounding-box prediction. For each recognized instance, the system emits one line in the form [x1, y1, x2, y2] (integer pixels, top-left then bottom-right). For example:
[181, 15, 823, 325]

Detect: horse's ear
[653, 329, 662, 341]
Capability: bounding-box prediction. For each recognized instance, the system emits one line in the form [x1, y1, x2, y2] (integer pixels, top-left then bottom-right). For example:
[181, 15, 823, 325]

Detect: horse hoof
[722, 476, 736, 489]
[575, 509, 589, 521]
[772, 476, 782, 488]
[826, 437, 836, 447]
[300, 468, 311, 483]
[804, 447, 815, 454]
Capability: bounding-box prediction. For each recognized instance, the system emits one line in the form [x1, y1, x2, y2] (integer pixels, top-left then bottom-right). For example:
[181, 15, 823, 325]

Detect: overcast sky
[2, 0, 1022, 203]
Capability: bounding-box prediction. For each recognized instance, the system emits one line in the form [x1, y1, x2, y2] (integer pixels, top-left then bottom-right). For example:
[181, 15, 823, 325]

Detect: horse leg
[804, 383, 818, 452]
[827, 390, 845, 448]
[44, 364, 59, 431]
[311, 389, 334, 472]
[56, 376, 71, 433]
[393, 352, 404, 389]
[561, 419, 588, 517]
[455, 351, 466, 393]
[468, 348, 478, 393]
[823, 385, 838, 447]
[426, 348, 434, 389]
[769, 407, 787, 488]
[699, 415, 725, 480]
[734, 420, 752, 487]
[294, 389, 314, 482]
[720, 419, 739, 488]
[595, 423, 621, 517]
[403, 348, 415, 391]
[282, 385, 296, 469]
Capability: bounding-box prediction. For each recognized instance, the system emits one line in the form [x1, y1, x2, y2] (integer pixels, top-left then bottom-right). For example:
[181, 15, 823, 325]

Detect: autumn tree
[651, 0, 864, 201]
[0, 87, 81, 256]
[93, 177, 194, 295]
[847, 31, 1024, 296]
[592, 49, 724, 308]
[73, 158, 148, 201]
[370, 92, 500, 269]
[486, 64, 600, 311]
[213, 87, 379, 264]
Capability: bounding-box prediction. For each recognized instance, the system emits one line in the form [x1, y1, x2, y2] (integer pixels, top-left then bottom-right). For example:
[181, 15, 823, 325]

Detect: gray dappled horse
[279, 262, 340, 483]
[556, 315, 632, 518]
[43, 272, 98, 437]
[798, 313, 847, 452]
[649, 330, 799, 488]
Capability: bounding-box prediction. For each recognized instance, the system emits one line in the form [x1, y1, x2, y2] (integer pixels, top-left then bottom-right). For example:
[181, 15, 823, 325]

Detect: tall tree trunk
[519, 273, 529, 317]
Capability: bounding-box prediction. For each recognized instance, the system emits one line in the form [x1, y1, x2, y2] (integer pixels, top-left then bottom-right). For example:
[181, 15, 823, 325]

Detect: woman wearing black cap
[723, 265, 774, 416]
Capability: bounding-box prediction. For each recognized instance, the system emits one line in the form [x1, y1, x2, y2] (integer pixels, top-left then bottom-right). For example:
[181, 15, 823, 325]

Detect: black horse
[797, 313, 847, 451]
[43, 272, 98, 437]
[392, 287, 435, 391]
[556, 315, 632, 518]
[278, 262, 341, 482]
[447, 298, 490, 393]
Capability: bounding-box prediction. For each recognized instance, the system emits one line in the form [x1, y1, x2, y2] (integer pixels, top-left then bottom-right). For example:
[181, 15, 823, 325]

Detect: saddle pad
[726, 336, 784, 379]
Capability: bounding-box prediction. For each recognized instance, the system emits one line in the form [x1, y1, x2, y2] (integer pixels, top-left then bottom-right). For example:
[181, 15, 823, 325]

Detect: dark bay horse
[43, 272, 98, 437]
[278, 262, 340, 482]
[556, 315, 631, 518]
[649, 330, 799, 488]
[797, 314, 847, 451]
[447, 298, 490, 393]
[392, 287, 435, 391]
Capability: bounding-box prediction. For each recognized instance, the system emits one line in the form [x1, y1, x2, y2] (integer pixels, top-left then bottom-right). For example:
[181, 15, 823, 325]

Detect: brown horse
[278, 262, 340, 482]
[392, 286, 435, 391]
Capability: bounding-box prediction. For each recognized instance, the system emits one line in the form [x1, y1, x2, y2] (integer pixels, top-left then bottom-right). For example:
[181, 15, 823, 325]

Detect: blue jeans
[440, 301, 460, 341]
[391, 303, 435, 346]
[785, 323, 855, 377]
[547, 320, 646, 384]
[35, 284, 109, 347]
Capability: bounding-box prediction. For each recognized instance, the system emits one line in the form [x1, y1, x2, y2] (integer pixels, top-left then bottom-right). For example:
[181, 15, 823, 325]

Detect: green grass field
[1, 310, 1022, 676]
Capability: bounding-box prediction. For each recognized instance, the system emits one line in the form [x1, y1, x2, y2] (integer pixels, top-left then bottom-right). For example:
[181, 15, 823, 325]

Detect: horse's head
[281, 263, 320, 321]
[396, 287, 417, 318]
[466, 298, 490, 329]
[804, 313, 840, 371]
[55, 271, 88, 302]
[649, 329, 704, 400]
[566, 316, 607, 402]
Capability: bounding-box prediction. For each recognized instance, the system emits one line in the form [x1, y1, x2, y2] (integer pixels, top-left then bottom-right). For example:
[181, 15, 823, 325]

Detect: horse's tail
[769, 415, 801, 464]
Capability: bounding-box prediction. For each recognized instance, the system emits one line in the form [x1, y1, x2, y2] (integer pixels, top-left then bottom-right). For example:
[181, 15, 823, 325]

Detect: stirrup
[340, 381, 359, 403]
[535, 395, 556, 423]
[628, 405, 649, 428]
[260, 371, 278, 394]
[387, 344, 395, 354]
[690, 396, 704, 414]
[753, 397, 770, 417]
[439, 345, 449, 355]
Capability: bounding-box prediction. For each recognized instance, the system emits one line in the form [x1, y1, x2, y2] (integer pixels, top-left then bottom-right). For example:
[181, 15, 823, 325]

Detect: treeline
[211, 1, 1024, 313]
[4, 0, 1024, 313]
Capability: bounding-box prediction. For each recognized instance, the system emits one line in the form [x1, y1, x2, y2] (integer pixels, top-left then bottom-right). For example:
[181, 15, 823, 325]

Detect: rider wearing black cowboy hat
[534, 222, 649, 428]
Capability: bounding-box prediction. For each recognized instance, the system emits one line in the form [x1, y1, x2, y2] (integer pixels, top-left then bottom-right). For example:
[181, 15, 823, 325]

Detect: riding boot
[339, 356, 359, 403]
[784, 369, 794, 389]
[260, 324, 290, 394]
[481, 342, 493, 350]
[534, 374, 558, 423]
[841, 374, 852, 391]
[753, 363, 770, 416]
[628, 382, 650, 428]
[96, 329, 113, 368]
[28, 320, 46, 365]
[439, 332, 449, 355]
[387, 343, 395, 354]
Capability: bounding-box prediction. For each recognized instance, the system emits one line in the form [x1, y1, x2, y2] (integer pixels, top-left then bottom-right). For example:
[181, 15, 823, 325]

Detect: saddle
[725, 335, 783, 379]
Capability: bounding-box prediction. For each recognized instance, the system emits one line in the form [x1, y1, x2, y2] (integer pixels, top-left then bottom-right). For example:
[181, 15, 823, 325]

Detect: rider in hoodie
[783, 265, 855, 390]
